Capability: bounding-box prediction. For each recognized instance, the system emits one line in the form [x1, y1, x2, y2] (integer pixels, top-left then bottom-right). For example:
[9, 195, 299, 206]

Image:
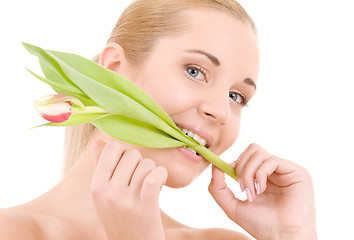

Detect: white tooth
[192, 134, 207, 146]
[192, 134, 201, 142]
[180, 128, 207, 146]
[199, 138, 207, 146]
[187, 130, 195, 138]
[187, 147, 197, 154]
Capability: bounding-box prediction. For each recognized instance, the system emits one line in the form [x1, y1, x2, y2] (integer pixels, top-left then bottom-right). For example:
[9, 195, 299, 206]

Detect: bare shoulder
[192, 228, 251, 240]
[165, 227, 250, 240]
[0, 208, 43, 239]
[162, 212, 250, 240]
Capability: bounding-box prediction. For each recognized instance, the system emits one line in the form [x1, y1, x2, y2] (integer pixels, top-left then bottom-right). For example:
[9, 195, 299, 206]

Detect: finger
[209, 165, 243, 220]
[111, 149, 142, 187]
[92, 141, 125, 185]
[129, 158, 156, 194]
[91, 139, 106, 166]
[258, 158, 304, 188]
[140, 166, 168, 207]
[254, 157, 278, 194]
[239, 151, 271, 200]
[235, 143, 259, 178]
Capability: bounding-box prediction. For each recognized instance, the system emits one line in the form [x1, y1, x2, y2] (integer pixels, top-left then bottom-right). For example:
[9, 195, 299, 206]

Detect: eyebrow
[185, 49, 220, 66]
[186, 49, 256, 90]
[244, 77, 257, 90]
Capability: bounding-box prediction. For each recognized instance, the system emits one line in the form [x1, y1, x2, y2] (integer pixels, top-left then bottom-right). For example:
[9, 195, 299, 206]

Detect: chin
[137, 147, 208, 188]
[164, 165, 198, 188]
[162, 154, 210, 188]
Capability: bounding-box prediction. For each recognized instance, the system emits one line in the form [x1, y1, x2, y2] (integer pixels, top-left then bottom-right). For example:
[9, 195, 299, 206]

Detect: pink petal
[41, 112, 72, 123]
[37, 102, 72, 123]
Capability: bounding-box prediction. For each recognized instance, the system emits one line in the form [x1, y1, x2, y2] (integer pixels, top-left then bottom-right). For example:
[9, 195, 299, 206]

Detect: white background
[1, 1, 353, 239]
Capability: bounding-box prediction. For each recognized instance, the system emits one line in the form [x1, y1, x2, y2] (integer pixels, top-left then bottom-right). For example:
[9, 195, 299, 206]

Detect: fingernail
[239, 178, 245, 192]
[256, 182, 261, 195]
[245, 188, 253, 203]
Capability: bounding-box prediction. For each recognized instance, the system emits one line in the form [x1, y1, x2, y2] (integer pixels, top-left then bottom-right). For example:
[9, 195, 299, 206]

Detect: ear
[99, 43, 126, 72]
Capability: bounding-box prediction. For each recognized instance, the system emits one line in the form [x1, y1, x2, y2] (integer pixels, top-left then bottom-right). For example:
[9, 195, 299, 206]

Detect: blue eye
[186, 66, 206, 81]
[229, 92, 245, 105]
[187, 68, 199, 77]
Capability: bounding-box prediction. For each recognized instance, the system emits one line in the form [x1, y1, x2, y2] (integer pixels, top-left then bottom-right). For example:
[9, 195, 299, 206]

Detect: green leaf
[22, 43, 82, 93]
[24, 43, 238, 181]
[46, 49, 195, 146]
[92, 115, 185, 148]
[49, 50, 179, 131]
[26, 69, 85, 97]
[24, 43, 194, 146]
[53, 88, 97, 106]
[26, 69, 96, 106]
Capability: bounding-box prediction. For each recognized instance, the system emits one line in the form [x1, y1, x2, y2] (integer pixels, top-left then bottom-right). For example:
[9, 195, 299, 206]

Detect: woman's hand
[91, 141, 167, 240]
[208, 143, 317, 240]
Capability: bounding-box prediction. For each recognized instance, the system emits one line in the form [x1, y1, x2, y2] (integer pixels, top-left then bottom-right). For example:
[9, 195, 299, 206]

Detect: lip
[175, 122, 213, 148]
[176, 146, 203, 163]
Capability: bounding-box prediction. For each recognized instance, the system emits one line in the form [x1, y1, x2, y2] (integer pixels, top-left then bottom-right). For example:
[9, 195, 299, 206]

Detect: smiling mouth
[177, 126, 209, 156]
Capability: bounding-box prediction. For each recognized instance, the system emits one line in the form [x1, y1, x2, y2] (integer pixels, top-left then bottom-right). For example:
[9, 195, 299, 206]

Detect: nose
[197, 91, 230, 125]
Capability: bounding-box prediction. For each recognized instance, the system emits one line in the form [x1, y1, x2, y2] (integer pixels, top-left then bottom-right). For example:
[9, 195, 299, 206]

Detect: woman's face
[112, 9, 259, 188]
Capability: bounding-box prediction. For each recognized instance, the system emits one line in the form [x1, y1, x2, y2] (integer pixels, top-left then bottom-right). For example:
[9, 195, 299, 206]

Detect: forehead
[179, 9, 258, 53]
[150, 9, 259, 81]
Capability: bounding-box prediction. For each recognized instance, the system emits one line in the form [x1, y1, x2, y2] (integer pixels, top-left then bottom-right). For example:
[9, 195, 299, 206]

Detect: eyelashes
[229, 91, 248, 106]
[184, 64, 249, 107]
[185, 64, 207, 82]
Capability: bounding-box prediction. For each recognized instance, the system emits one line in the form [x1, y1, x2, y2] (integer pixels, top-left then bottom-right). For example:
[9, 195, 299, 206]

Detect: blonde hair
[62, 0, 256, 176]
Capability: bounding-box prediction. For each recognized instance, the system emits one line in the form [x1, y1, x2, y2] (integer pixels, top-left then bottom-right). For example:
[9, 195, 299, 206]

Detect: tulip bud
[34, 94, 81, 123]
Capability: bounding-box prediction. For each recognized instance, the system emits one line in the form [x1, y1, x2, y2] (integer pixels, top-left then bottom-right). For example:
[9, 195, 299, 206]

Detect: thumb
[208, 164, 246, 222]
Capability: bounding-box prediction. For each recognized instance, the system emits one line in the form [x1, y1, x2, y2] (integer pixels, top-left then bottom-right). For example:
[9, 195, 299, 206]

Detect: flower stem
[194, 145, 238, 181]
[72, 106, 108, 114]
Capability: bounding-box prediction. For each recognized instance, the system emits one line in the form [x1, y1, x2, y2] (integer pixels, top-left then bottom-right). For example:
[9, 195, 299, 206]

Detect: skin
[100, 9, 259, 189]
[0, 9, 317, 240]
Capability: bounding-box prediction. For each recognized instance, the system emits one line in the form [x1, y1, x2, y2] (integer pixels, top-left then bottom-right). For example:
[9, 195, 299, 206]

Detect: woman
[0, 0, 317, 239]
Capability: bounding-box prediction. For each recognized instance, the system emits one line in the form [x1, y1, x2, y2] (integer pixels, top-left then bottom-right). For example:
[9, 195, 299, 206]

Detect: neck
[22, 142, 106, 238]
[23, 138, 183, 238]
[55, 143, 98, 218]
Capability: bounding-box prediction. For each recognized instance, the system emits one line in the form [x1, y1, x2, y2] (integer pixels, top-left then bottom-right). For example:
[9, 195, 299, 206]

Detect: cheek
[156, 88, 194, 115]
[133, 67, 197, 115]
[216, 115, 241, 155]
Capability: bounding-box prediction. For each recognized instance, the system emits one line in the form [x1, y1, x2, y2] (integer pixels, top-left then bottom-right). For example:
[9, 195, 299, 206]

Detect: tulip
[34, 94, 108, 124]
[34, 94, 75, 123]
